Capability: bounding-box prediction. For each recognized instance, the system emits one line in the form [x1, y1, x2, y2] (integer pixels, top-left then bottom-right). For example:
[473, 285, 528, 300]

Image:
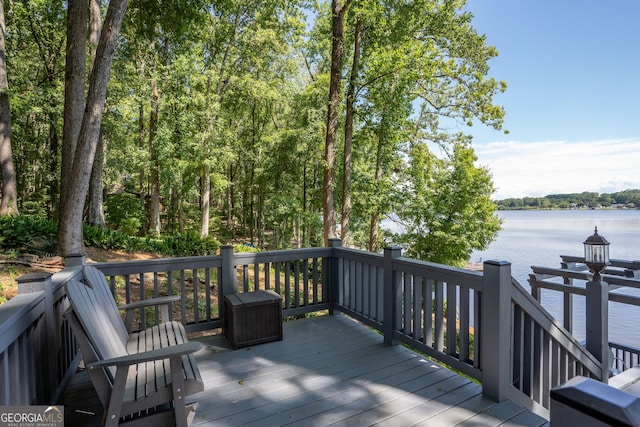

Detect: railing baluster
[542, 331, 551, 408]
[153, 272, 160, 324]
[423, 278, 432, 346]
[205, 268, 211, 322]
[254, 263, 260, 291]
[446, 282, 457, 356]
[180, 270, 187, 325]
[413, 275, 422, 341]
[404, 274, 412, 335]
[434, 281, 444, 351]
[303, 259, 309, 306]
[193, 268, 199, 324]
[459, 287, 470, 362]
[294, 260, 300, 307]
[275, 262, 282, 295]
[362, 263, 370, 317]
[284, 261, 291, 309]
[265, 261, 271, 290]
[513, 305, 523, 391]
[313, 258, 319, 305]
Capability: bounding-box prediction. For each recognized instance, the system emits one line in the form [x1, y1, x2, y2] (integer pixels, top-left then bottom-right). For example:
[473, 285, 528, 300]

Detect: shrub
[104, 193, 145, 233]
[156, 232, 220, 257]
[0, 216, 57, 254]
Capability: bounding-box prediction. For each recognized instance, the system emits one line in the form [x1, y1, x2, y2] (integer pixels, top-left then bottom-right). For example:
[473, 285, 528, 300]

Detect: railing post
[327, 238, 342, 315]
[65, 253, 86, 267]
[220, 245, 236, 328]
[481, 260, 512, 402]
[560, 259, 574, 333]
[383, 246, 402, 346]
[221, 245, 236, 295]
[586, 277, 609, 382]
[16, 272, 57, 403]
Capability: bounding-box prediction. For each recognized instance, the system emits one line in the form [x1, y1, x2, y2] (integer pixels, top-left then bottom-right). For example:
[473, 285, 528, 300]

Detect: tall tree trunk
[138, 100, 146, 222]
[201, 163, 210, 236]
[48, 112, 59, 215]
[87, 130, 105, 227]
[200, 42, 231, 237]
[368, 132, 384, 252]
[86, 0, 105, 227]
[148, 77, 160, 234]
[227, 164, 234, 232]
[177, 187, 184, 232]
[323, 0, 352, 246]
[341, 19, 362, 247]
[0, 0, 17, 216]
[57, 0, 129, 256]
[58, 0, 87, 224]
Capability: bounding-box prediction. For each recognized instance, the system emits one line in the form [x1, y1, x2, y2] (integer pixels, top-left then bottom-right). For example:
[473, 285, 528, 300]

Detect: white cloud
[475, 137, 640, 199]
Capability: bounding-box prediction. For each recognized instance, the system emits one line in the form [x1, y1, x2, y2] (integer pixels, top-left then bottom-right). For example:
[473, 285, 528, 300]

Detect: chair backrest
[82, 265, 130, 343]
[64, 279, 128, 365]
[63, 306, 114, 407]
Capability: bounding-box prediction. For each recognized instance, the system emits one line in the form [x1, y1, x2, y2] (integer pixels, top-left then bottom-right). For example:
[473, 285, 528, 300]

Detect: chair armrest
[118, 295, 181, 311]
[119, 295, 181, 331]
[87, 341, 202, 369]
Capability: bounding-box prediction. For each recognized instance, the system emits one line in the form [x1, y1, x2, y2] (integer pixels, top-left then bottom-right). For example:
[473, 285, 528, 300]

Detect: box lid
[226, 290, 282, 307]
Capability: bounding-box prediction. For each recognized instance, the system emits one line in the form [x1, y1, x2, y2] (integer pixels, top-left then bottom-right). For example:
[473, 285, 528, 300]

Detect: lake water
[471, 209, 640, 346]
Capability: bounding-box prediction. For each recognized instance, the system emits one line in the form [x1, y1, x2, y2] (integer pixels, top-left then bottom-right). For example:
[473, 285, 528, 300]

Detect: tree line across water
[495, 189, 640, 210]
[0, 1, 510, 267]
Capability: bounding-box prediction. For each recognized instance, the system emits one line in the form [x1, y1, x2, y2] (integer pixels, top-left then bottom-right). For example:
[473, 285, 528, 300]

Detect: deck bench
[64, 267, 204, 427]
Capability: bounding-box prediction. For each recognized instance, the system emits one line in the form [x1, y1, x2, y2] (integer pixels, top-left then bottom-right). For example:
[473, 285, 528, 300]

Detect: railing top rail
[92, 255, 222, 275]
[0, 292, 46, 353]
[530, 265, 640, 288]
[233, 247, 333, 264]
[393, 256, 483, 288]
[50, 266, 83, 290]
[90, 247, 336, 275]
[334, 246, 384, 267]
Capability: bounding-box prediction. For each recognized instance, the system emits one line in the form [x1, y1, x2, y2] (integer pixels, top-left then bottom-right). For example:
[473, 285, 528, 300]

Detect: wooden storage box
[224, 290, 283, 349]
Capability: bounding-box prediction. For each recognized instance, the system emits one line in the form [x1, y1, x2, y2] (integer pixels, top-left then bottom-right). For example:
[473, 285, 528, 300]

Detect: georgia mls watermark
[0, 406, 63, 427]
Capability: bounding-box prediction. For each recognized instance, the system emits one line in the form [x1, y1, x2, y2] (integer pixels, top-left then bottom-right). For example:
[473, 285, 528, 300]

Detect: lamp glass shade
[583, 227, 610, 271]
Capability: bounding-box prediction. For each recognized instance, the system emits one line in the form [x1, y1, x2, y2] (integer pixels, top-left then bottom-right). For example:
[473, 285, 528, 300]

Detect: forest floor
[0, 247, 162, 302]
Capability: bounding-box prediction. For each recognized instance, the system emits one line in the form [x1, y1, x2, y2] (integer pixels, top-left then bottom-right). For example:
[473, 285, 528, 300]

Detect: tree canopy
[0, 0, 505, 266]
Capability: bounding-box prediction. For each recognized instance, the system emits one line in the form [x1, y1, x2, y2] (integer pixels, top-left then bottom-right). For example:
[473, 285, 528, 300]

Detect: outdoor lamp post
[583, 226, 610, 281]
[583, 226, 610, 381]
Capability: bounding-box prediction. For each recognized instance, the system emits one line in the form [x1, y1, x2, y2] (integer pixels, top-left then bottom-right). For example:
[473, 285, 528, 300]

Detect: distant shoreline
[497, 206, 639, 211]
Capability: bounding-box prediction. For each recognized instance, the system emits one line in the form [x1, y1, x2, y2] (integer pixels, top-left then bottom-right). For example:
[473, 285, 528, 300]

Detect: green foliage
[0, 215, 220, 257]
[0, 216, 57, 255]
[105, 193, 145, 234]
[5, 0, 508, 263]
[392, 142, 502, 267]
[156, 232, 220, 256]
[233, 243, 260, 254]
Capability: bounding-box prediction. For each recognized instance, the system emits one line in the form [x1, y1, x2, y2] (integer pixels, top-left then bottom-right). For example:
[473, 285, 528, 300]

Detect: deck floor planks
[233, 359, 458, 426]
[367, 381, 484, 427]
[61, 313, 548, 426]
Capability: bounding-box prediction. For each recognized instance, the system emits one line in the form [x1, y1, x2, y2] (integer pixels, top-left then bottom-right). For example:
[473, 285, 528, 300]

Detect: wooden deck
[61, 314, 549, 426]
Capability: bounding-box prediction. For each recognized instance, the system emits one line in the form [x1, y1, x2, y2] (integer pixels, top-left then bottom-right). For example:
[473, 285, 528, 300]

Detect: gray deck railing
[0, 241, 609, 418]
[0, 267, 82, 405]
[331, 243, 600, 418]
[91, 246, 334, 333]
[529, 255, 640, 376]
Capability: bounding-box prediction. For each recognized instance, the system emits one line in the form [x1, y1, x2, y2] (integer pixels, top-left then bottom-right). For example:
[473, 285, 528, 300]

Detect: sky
[461, 1, 640, 200]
